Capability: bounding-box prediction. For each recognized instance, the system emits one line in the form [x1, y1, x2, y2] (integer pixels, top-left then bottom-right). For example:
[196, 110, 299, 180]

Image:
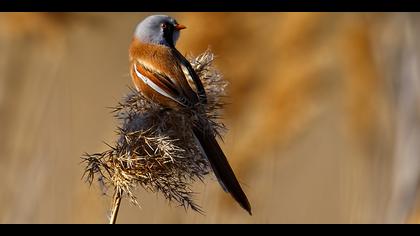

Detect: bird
[128, 15, 252, 215]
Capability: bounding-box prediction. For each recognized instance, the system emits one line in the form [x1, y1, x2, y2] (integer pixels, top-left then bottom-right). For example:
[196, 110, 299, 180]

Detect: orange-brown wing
[130, 40, 200, 108]
[133, 61, 195, 107]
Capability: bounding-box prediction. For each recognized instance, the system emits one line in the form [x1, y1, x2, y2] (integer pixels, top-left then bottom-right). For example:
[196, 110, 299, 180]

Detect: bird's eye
[161, 23, 167, 29]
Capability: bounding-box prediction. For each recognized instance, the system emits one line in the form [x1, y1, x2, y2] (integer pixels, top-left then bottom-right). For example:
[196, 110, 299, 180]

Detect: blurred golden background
[1, 12, 420, 223]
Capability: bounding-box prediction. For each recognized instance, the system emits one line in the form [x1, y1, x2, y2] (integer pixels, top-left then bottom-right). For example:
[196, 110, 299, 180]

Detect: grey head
[134, 15, 186, 48]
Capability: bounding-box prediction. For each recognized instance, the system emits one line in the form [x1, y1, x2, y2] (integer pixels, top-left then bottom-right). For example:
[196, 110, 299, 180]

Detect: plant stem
[109, 189, 122, 224]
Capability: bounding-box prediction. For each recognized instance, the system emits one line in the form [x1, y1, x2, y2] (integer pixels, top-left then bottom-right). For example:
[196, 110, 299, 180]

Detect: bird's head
[134, 15, 186, 48]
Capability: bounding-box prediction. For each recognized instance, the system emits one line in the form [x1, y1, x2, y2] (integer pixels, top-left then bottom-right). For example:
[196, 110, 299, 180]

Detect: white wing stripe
[134, 64, 178, 102]
[136, 59, 178, 86]
[181, 63, 198, 94]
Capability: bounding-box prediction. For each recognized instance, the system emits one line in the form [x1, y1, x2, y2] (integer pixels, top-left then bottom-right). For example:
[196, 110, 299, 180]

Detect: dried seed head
[82, 49, 228, 213]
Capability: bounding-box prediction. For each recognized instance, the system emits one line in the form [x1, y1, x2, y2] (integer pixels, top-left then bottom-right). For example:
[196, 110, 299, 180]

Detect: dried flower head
[82, 49, 228, 217]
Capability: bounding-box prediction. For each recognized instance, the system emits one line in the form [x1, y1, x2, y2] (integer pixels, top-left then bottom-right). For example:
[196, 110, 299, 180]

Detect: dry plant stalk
[109, 189, 122, 224]
[82, 49, 228, 223]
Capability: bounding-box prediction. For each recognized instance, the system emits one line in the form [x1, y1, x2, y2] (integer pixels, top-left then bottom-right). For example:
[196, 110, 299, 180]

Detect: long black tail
[193, 126, 252, 215]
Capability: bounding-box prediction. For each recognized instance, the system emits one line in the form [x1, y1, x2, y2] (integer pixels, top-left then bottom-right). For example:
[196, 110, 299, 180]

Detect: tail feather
[193, 126, 252, 215]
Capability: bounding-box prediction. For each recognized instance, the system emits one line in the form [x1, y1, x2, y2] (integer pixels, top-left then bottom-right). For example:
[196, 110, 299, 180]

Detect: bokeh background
[1, 12, 420, 223]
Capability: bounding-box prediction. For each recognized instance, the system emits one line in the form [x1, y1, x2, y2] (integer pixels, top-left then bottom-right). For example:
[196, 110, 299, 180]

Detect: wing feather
[129, 40, 201, 108]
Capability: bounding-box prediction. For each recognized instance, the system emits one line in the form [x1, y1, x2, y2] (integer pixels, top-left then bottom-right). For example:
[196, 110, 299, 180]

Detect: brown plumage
[129, 38, 198, 109]
[129, 15, 251, 215]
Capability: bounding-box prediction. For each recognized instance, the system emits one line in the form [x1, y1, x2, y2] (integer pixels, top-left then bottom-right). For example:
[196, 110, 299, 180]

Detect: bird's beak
[174, 24, 187, 30]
